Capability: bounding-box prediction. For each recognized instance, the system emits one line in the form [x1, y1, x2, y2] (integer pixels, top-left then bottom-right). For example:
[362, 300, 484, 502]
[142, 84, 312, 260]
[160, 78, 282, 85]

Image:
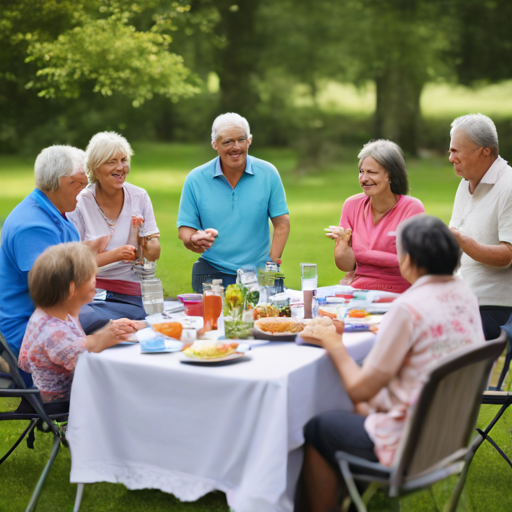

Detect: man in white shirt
[449, 113, 512, 339]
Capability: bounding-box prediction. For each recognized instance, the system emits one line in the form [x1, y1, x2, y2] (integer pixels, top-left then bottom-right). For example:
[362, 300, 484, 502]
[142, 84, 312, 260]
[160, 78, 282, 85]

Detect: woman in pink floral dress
[18, 243, 141, 405]
[299, 215, 485, 511]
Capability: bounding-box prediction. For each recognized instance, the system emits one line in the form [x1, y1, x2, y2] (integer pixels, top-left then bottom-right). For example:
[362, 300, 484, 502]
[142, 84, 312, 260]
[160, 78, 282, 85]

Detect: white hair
[211, 113, 252, 143]
[451, 113, 499, 155]
[86, 131, 133, 183]
[34, 145, 85, 192]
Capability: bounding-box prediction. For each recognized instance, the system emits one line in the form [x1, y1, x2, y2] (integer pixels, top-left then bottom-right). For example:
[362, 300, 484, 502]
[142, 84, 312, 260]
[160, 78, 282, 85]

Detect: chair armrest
[335, 451, 392, 474]
[0, 388, 41, 397]
[482, 391, 512, 405]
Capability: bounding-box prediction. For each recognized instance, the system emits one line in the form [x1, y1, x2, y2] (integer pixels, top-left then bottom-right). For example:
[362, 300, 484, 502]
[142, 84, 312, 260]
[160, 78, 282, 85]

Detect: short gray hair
[211, 113, 252, 143]
[86, 131, 133, 183]
[358, 139, 409, 195]
[34, 145, 85, 192]
[451, 114, 499, 155]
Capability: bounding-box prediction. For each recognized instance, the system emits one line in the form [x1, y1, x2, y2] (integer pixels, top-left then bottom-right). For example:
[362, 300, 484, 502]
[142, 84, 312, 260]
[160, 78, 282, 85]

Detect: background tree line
[1, 0, 512, 160]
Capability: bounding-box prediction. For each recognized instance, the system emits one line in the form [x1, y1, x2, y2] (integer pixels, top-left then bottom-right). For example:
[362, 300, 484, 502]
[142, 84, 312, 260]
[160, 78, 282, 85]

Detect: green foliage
[17, 1, 199, 105]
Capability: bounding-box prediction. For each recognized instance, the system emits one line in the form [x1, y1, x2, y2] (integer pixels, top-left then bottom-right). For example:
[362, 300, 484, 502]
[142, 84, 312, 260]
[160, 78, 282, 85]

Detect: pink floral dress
[363, 275, 485, 466]
[18, 308, 87, 402]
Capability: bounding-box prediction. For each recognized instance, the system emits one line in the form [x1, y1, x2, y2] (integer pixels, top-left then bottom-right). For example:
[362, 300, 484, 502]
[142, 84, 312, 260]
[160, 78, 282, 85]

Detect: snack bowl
[177, 293, 204, 316]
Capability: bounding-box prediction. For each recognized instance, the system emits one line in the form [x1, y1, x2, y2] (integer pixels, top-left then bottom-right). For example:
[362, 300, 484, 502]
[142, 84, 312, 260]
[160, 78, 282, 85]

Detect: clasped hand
[191, 228, 218, 251]
[107, 319, 146, 341]
[301, 317, 345, 350]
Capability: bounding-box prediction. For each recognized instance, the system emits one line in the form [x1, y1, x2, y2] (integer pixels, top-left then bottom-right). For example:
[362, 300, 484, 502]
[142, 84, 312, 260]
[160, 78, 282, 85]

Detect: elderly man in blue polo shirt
[0, 145, 87, 359]
[177, 112, 290, 292]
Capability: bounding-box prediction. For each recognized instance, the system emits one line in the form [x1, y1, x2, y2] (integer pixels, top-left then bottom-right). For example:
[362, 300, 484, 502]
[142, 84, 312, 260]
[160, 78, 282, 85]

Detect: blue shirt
[177, 155, 289, 274]
[0, 189, 80, 355]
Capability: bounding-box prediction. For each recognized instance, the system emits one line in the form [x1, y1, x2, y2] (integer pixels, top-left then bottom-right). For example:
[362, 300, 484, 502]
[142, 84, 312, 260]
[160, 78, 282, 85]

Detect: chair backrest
[390, 331, 507, 488]
[0, 333, 27, 389]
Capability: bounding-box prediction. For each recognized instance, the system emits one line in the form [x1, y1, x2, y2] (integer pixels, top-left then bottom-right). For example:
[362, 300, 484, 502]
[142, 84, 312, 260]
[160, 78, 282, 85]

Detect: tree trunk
[374, 66, 424, 156]
[214, 0, 260, 117]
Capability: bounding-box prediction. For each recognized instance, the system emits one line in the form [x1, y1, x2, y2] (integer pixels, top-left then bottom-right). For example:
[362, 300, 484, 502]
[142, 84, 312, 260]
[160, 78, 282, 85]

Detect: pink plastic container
[177, 294, 203, 316]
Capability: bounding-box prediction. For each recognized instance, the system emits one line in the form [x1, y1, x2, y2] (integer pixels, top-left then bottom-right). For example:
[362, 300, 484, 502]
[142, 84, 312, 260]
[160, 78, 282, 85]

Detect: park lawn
[0, 141, 461, 296]
[1, 143, 512, 511]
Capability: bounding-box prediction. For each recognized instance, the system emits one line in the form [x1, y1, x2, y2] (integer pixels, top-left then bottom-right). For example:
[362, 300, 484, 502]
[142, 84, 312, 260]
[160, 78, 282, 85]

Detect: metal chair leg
[73, 483, 85, 512]
[443, 453, 474, 512]
[25, 434, 61, 512]
[0, 418, 38, 465]
[339, 460, 367, 512]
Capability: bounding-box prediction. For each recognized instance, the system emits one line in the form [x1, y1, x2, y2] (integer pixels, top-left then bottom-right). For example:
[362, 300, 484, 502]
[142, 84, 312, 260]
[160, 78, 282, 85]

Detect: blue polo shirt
[177, 155, 289, 274]
[0, 189, 80, 355]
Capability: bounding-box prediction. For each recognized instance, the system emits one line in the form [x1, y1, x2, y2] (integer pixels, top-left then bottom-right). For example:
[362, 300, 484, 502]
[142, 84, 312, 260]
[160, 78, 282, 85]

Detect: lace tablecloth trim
[71, 461, 229, 502]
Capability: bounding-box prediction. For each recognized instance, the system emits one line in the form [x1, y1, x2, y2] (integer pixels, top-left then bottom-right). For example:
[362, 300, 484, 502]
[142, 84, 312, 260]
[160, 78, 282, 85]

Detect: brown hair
[29, 242, 97, 308]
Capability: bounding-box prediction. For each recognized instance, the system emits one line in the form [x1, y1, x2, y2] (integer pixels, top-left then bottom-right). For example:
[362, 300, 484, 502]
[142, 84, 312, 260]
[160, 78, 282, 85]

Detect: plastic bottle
[139, 262, 165, 316]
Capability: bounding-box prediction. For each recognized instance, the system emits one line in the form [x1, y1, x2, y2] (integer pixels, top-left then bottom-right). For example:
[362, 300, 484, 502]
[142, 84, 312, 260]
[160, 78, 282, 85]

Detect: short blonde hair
[85, 131, 133, 183]
[29, 243, 97, 308]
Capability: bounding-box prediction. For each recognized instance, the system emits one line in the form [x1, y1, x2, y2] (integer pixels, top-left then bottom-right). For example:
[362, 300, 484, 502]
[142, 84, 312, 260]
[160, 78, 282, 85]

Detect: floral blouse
[18, 308, 87, 402]
[363, 275, 485, 466]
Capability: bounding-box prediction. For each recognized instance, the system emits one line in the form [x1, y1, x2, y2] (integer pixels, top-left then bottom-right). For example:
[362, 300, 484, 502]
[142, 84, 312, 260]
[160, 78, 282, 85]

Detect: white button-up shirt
[450, 156, 512, 306]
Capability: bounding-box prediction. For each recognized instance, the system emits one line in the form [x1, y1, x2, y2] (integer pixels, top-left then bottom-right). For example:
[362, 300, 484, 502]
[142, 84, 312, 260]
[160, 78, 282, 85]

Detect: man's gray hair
[211, 112, 252, 143]
[358, 139, 409, 195]
[451, 113, 499, 155]
[34, 145, 86, 192]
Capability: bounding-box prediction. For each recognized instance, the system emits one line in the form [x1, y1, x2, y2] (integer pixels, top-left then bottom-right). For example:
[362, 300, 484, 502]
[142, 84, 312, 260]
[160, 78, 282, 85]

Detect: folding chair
[336, 332, 507, 512]
[0, 333, 84, 512]
[471, 325, 512, 471]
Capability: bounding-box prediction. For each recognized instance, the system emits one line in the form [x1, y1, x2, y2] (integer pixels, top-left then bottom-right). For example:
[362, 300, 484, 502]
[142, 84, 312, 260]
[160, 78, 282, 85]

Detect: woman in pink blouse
[18, 243, 141, 405]
[326, 139, 424, 293]
[298, 215, 485, 511]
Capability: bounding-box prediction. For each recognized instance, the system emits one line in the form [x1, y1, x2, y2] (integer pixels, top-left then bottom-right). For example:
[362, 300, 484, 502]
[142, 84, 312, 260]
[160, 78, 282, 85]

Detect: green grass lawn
[1, 143, 512, 511]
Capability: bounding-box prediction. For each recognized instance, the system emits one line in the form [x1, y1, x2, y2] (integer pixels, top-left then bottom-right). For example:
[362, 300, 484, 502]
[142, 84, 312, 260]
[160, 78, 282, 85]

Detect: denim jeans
[480, 306, 512, 340]
[79, 292, 146, 335]
[191, 258, 237, 293]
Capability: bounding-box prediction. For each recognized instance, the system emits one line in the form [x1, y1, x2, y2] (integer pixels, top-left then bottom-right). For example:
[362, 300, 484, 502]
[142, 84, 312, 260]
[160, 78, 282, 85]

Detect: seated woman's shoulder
[401, 195, 425, 213]
[124, 182, 150, 196]
[343, 193, 367, 206]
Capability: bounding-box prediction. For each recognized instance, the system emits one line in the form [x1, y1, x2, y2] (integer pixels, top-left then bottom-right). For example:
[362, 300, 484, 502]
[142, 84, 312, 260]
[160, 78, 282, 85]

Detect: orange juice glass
[203, 289, 223, 330]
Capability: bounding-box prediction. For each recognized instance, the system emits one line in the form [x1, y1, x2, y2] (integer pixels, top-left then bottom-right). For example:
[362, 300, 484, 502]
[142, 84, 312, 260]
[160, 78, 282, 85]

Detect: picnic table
[67, 304, 376, 512]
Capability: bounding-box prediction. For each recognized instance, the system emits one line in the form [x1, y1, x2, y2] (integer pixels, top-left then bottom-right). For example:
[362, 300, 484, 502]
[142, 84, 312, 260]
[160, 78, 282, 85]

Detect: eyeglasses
[221, 137, 248, 148]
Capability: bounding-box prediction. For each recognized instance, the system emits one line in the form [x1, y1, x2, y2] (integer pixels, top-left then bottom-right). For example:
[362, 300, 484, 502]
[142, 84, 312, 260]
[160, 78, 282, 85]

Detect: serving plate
[251, 327, 299, 342]
[179, 343, 251, 364]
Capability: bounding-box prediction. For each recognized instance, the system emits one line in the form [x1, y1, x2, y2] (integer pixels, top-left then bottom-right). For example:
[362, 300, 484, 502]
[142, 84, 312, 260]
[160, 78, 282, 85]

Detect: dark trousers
[304, 410, 377, 469]
[79, 292, 146, 335]
[191, 258, 237, 293]
[480, 306, 512, 341]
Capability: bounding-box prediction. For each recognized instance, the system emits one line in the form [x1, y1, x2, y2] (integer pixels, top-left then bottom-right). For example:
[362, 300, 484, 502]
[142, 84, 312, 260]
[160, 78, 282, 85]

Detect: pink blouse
[339, 194, 425, 293]
[18, 309, 87, 402]
[363, 275, 484, 466]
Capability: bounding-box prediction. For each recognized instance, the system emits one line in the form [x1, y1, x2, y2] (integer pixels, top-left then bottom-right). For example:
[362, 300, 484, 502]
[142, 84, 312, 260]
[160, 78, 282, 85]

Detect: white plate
[179, 344, 251, 364]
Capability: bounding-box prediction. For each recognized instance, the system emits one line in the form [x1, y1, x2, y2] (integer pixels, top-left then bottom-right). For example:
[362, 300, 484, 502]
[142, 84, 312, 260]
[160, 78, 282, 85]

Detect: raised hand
[325, 226, 352, 243]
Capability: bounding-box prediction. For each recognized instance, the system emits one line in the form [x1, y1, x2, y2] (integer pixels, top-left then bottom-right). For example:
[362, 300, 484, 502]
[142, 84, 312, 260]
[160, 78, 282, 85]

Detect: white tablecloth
[67, 333, 375, 512]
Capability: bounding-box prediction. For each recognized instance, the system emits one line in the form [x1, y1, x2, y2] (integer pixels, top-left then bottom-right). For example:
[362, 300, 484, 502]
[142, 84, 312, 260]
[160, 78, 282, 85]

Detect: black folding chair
[471, 324, 512, 471]
[336, 332, 507, 512]
[0, 333, 83, 511]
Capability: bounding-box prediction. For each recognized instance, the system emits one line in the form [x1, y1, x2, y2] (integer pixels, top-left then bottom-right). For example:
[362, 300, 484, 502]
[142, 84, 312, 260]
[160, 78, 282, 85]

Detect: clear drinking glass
[300, 263, 318, 291]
